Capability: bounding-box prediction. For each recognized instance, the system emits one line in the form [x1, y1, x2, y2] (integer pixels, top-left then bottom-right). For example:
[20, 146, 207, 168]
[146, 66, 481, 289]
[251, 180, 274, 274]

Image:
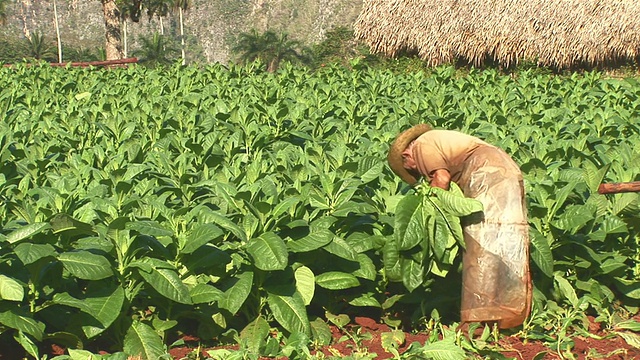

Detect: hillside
[1, 0, 363, 64]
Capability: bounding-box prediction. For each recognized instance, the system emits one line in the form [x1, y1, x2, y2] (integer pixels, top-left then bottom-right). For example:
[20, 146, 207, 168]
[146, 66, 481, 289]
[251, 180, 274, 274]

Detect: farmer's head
[387, 124, 431, 185]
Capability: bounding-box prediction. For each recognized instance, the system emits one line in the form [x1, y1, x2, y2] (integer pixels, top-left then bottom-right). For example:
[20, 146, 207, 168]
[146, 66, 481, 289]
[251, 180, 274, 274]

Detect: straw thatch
[354, 0, 640, 69]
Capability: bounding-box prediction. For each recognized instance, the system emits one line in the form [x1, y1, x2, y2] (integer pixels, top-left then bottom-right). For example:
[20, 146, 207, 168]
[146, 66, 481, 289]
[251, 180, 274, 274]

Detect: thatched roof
[354, 0, 640, 69]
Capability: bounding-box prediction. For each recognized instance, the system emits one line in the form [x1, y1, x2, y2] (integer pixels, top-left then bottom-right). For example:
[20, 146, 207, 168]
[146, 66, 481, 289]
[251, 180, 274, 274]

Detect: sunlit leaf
[123, 320, 166, 360]
[247, 232, 288, 271]
[58, 251, 114, 280]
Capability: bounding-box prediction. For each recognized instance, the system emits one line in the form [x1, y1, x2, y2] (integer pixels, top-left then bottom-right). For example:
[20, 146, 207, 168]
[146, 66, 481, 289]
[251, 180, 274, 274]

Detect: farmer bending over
[388, 124, 532, 329]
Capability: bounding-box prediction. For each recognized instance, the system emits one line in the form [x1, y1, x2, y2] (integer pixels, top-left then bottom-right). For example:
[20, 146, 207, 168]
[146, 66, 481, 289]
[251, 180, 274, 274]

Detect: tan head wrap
[387, 124, 432, 185]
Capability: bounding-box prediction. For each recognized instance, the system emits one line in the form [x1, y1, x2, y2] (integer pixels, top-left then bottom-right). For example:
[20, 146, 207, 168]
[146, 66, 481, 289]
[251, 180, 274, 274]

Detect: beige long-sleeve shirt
[412, 130, 493, 183]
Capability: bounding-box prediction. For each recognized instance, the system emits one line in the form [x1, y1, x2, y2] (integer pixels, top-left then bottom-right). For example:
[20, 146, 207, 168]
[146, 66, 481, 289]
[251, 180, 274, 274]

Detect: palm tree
[119, 0, 142, 58]
[172, 0, 189, 65]
[100, 0, 146, 60]
[232, 28, 264, 62]
[133, 32, 177, 66]
[145, 0, 190, 64]
[23, 30, 56, 61]
[53, 0, 62, 62]
[145, 0, 170, 35]
[101, 0, 123, 60]
[232, 30, 309, 72]
[66, 47, 101, 62]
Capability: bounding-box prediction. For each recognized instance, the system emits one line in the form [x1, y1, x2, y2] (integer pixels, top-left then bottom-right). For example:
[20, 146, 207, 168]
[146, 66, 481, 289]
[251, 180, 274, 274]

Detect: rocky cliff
[3, 0, 363, 64]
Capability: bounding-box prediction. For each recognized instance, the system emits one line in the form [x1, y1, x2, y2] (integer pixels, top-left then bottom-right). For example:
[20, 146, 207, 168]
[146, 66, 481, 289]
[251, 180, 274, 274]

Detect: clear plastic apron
[457, 145, 532, 329]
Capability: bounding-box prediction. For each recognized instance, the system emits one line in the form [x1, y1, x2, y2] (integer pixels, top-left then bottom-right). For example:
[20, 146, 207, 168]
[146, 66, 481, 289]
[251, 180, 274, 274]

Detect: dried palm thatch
[354, 0, 640, 69]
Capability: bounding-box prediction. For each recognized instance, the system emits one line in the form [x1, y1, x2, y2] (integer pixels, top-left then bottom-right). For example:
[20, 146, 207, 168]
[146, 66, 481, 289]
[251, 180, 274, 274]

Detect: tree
[101, 0, 123, 60]
[53, 0, 62, 62]
[232, 29, 309, 72]
[312, 26, 362, 67]
[142, 0, 190, 64]
[233, 29, 266, 64]
[99, 0, 143, 60]
[145, 0, 170, 35]
[133, 31, 177, 66]
[118, 0, 142, 57]
[172, 0, 189, 65]
[23, 30, 56, 61]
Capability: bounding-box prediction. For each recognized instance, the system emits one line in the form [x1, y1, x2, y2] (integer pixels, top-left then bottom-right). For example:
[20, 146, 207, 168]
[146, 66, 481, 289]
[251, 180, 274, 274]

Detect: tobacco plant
[0, 62, 639, 358]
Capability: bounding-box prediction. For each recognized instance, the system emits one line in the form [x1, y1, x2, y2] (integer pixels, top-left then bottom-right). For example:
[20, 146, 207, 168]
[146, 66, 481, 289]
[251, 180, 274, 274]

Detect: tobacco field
[0, 62, 639, 359]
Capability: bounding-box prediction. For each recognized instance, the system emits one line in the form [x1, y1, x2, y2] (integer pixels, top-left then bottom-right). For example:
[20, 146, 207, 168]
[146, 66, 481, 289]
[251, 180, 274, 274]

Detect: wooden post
[598, 181, 640, 194]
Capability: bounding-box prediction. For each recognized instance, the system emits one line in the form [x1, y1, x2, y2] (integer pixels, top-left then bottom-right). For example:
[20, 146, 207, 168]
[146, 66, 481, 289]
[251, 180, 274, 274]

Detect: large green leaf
[181, 223, 224, 254]
[583, 162, 610, 194]
[123, 320, 166, 360]
[414, 337, 467, 359]
[432, 214, 455, 263]
[347, 293, 382, 308]
[614, 277, 640, 300]
[247, 232, 288, 271]
[14, 331, 39, 359]
[0, 275, 24, 301]
[0, 307, 45, 340]
[58, 251, 114, 280]
[310, 318, 332, 346]
[399, 202, 425, 251]
[431, 186, 483, 216]
[208, 210, 247, 242]
[345, 232, 378, 253]
[359, 160, 384, 184]
[554, 273, 579, 307]
[219, 271, 254, 314]
[323, 236, 358, 262]
[266, 289, 311, 336]
[394, 195, 421, 245]
[6, 222, 50, 244]
[315, 271, 360, 290]
[332, 201, 378, 217]
[126, 220, 173, 237]
[401, 258, 424, 292]
[383, 239, 402, 282]
[190, 283, 224, 304]
[50, 213, 96, 236]
[13, 243, 57, 265]
[530, 229, 553, 277]
[239, 316, 270, 355]
[135, 258, 191, 304]
[352, 253, 377, 281]
[272, 195, 302, 219]
[294, 266, 315, 306]
[616, 331, 640, 350]
[53, 282, 124, 337]
[287, 229, 333, 253]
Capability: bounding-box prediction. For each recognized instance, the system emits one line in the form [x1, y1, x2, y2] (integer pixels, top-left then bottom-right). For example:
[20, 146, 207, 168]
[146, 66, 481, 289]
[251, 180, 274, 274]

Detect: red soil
[3, 315, 636, 359]
[166, 315, 640, 360]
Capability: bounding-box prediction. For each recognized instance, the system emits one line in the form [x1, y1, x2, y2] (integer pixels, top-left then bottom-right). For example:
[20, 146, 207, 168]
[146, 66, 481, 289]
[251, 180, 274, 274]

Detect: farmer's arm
[430, 169, 451, 190]
[412, 141, 451, 190]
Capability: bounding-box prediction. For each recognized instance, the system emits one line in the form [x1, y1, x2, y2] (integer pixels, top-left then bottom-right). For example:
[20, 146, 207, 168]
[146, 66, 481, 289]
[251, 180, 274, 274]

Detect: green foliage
[386, 183, 482, 291]
[0, 36, 23, 63]
[133, 32, 179, 66]
[231, 29, 311, 72]
[0, 0, 7, 26]
[63, 46, 102, 62]
[22, 30, 57, 61]
[0, 63, 638, 358]
[310, 26, 365, 68]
